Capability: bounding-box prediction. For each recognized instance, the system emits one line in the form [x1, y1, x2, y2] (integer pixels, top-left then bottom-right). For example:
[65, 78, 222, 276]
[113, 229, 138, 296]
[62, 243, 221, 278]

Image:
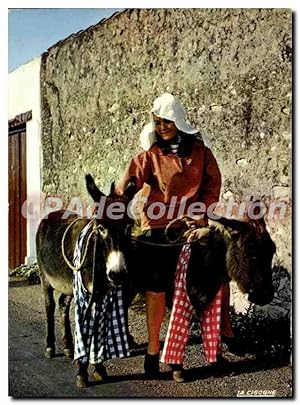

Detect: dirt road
[8, 278, 292, 398]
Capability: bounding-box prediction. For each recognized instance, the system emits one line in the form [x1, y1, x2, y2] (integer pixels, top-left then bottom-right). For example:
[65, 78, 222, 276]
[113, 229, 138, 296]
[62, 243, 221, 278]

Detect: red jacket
[115, 139, 221, 230]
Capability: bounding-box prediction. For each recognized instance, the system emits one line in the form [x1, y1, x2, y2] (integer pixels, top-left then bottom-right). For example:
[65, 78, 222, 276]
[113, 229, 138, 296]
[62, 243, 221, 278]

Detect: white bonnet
[140, 93, 212, 150]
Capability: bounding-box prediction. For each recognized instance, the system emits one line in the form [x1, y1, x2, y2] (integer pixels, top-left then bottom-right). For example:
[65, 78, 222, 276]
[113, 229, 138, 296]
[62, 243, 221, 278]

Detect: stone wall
[40, 8, 292, 313]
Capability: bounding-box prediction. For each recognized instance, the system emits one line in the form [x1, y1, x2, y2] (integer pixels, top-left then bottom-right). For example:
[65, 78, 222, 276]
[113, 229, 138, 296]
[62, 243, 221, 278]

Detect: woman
[116, 93, 234, 382]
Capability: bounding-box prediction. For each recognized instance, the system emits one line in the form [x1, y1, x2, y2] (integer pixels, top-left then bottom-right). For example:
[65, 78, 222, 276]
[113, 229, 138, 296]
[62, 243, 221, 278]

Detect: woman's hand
[180, 215, 208, 229]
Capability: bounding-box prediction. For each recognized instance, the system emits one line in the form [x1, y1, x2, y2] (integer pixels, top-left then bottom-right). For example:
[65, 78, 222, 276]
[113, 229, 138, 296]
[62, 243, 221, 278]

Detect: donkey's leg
[93, 363, 108, 382]
[58, 293, 74, 358]
[76, 360, 89, 388]
[41, 275, 56, 359]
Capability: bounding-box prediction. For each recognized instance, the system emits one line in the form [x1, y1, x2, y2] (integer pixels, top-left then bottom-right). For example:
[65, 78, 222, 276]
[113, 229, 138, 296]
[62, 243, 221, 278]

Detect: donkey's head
[85, 174, 136, 287]
[213, 204, 276, 306]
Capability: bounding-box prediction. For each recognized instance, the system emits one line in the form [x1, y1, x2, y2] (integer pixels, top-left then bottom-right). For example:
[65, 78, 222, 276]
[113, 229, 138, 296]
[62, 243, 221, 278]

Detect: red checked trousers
[161, 242, 223, 365]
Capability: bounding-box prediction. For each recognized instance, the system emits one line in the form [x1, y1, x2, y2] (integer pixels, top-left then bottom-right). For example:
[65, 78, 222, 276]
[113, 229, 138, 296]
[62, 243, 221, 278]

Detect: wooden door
[8, 126, 27, 269]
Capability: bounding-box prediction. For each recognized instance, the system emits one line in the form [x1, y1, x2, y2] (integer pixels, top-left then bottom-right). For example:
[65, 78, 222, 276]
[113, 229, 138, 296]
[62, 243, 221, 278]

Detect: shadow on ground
[83, 353, 291, 386]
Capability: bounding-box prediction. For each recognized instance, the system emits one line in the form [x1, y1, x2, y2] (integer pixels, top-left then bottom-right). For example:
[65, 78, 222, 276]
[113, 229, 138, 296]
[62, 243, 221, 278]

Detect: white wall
[8, 57, 42, 264]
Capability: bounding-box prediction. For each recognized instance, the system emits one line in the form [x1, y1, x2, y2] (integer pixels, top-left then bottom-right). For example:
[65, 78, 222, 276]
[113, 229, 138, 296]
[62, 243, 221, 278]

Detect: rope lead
[61, 218, 107, 272]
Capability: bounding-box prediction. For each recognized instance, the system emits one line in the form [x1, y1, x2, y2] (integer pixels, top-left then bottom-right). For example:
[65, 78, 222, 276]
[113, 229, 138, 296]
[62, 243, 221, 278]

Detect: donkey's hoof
[76, 374, 88, 388]
[63, 348, 73, 358]
[45, 347, 55, 359]
[93, 364, 108, 382]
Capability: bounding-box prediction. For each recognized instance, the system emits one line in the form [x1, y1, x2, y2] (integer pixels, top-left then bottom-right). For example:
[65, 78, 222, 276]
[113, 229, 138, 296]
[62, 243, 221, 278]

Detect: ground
[8, 277, 292, 398]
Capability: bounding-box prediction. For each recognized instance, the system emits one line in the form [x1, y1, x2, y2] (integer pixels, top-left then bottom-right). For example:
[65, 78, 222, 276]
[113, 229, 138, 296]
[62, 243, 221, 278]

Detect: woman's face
[153, 114, 178, 141]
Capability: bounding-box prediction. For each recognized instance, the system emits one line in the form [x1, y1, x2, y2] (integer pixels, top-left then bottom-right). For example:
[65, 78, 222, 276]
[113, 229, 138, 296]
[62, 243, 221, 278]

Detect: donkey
[186, 211, 276, 313]
[36, 174, 136, 386]
[129, 203, 276, 313]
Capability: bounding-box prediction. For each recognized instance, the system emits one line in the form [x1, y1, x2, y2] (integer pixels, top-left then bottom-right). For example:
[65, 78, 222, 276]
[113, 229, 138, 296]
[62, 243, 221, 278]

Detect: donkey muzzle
[248, 289, 274, 306]
[106, 250, 128, 286]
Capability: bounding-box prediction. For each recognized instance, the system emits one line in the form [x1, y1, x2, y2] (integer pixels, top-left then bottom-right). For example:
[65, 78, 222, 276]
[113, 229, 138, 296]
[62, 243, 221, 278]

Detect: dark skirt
[130, 228, 183, 296]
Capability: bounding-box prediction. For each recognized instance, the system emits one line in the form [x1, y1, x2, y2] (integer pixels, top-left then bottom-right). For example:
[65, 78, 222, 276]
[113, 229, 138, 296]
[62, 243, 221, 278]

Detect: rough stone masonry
[40, 9, 292, 317]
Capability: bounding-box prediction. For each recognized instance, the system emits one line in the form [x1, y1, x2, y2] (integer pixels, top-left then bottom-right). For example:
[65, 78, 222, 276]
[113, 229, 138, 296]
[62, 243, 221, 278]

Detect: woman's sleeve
[198, 148, 222, 213]
[115, 151, 151, 195]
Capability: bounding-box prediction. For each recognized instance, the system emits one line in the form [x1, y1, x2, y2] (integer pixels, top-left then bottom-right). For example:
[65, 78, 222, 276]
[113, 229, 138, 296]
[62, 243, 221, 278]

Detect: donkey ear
[85, 174, 105, 202]
[250, 217, 267, 233]
[110, 181, 116, 196]
[246, 201, 267, 231]
[124, 176, 137, 200]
